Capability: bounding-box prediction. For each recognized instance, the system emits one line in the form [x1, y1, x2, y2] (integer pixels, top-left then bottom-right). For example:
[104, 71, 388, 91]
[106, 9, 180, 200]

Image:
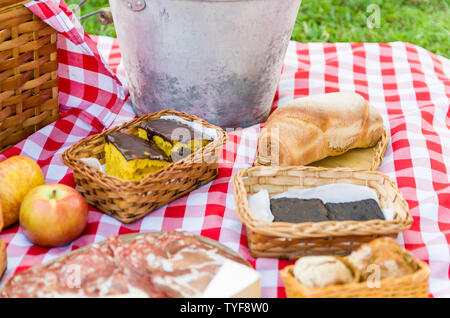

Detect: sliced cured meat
[133, 231, 249, 297]
[1, 242, 115, 297]
[0, 230, 248, 298]
[105, 235, 167, 298]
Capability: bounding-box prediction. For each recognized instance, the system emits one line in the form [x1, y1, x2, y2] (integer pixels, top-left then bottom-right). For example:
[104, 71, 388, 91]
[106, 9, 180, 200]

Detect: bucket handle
[76, 0, 116, 25]
[79, 7, 113, 25]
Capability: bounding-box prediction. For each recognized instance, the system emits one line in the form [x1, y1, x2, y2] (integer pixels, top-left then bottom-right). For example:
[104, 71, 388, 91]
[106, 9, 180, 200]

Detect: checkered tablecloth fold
[24, 0, 126, 131]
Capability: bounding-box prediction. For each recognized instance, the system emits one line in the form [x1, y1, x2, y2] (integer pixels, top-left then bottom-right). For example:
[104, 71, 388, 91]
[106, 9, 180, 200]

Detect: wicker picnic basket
[62, 110, 227, 224]
[280, 257, 430, 298]
[0, 0, 58, 152]
[255, 127, 390, 171]
[232, 166, 413, 259]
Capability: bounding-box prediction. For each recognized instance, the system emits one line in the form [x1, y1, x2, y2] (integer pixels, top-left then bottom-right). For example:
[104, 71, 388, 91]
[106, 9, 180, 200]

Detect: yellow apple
[19, 184, 88, 248]
[0, 156, 45, 229]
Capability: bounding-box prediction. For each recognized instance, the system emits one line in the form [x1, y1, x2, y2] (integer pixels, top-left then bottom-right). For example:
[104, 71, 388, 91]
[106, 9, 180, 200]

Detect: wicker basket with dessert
[62, 110, 226, 223]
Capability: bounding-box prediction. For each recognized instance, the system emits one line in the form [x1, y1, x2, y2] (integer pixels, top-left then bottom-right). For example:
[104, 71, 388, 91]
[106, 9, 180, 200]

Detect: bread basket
[232, 166, 413, 259]
[0, 0, 59, 152]
[62, 110, 227, 223]
[280, 257, 430, 298]
[255, 127, 390, 171]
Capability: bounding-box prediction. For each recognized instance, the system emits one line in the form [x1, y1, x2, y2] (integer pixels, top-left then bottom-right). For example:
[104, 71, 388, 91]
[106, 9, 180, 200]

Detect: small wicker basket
[0, 0, 59, 152]
[280, 258, 430, 298]
[255, 128, 389, 171]
[62, 110, 227, 223]
[232, 166, 413, 259]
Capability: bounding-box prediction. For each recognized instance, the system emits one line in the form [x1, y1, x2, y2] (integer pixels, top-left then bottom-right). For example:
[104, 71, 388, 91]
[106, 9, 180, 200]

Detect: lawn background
[67, 0, 449, 58]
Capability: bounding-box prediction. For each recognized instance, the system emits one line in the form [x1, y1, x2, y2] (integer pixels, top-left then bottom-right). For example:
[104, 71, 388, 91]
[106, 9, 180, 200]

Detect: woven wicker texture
[232, 166, 413, 259]
[62, 110, 227, 224]
[0, 1, 58, 152]
[280, 258, 430, 298]
[255, 127, 389, 171]
[0, 1, 28, 10]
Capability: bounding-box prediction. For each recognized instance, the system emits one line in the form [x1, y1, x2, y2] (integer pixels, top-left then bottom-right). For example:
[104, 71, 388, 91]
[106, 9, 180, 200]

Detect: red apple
[19, 184, 88, 248]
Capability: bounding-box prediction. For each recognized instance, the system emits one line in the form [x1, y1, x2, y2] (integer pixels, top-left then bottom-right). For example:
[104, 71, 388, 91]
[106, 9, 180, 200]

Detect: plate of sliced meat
[0, 230, 252, 298]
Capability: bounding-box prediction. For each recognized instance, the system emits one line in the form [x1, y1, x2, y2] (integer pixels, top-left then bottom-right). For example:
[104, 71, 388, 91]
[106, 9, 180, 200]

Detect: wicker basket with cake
[232, 165, 413, 259]
[62, 110, 226, 223]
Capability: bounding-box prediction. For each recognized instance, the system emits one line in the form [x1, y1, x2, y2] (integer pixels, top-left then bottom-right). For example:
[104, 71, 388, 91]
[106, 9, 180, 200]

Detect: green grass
[67, 0, 449, 58]
[292, 0, 450, 58]
[66, 0, 116, 37]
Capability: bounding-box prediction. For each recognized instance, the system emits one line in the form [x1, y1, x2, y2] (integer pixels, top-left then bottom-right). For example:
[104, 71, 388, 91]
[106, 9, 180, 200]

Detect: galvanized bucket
[109, 0, 302, 128]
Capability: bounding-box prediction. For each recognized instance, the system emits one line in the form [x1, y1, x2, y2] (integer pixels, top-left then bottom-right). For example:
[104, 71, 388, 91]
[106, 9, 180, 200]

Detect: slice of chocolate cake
[270, 198, 329, 223]
[106, 132, 169, 161]
[139, 119, 197, 144]
[138, 119, 213, 161]
[104, 132, 170, 181]
[325, 199, 385, 221]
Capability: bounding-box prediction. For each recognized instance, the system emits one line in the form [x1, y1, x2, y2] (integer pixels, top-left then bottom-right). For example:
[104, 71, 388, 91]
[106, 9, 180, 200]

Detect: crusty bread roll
[293, 256, 355, 288]
[0, 240, 6, 279]
[257, 92, 384, 166]
[347, 237, 417, 281]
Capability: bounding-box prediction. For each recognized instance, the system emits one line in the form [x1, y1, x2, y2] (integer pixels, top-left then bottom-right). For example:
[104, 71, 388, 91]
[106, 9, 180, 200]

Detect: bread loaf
[257, 92, 384, 166]
[293, 256, 356, 288]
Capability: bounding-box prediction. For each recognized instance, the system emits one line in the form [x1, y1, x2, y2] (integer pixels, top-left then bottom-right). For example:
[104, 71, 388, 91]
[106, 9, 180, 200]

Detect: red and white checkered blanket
[0, 0, 449, 298]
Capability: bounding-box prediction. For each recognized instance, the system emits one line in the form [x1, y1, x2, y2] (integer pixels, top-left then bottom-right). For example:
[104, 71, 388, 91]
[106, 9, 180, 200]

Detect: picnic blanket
[1, 0, 450, 298]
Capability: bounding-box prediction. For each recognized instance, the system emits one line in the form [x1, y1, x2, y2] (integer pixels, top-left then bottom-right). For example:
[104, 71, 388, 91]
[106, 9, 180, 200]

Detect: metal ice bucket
[109, 0, 302, 128]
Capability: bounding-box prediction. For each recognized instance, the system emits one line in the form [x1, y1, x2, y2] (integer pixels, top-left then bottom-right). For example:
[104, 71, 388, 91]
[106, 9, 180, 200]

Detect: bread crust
[0, 240, 6, 280]
[347, 237, 417, 281]
[258, 92, 384, 166]
[293, 256, 355, 288]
